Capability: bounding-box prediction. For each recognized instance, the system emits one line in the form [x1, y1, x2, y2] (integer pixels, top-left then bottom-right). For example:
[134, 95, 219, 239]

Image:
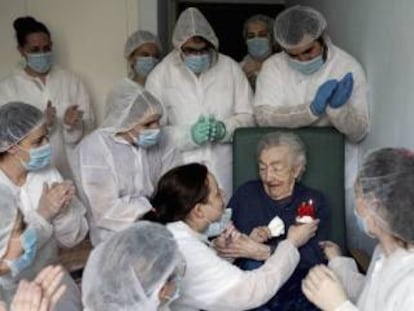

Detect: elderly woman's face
[259, 145, 301, 200]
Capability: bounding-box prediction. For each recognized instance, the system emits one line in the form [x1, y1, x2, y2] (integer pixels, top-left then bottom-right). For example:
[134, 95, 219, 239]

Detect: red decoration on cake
[296, 199, 316, 223]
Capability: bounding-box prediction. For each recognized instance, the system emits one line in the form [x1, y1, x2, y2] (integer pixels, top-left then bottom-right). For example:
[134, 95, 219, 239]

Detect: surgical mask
[19, 143, 52, 171]
[134, 56, 158, 77]
[354, 209, 375, 238]
[184, 54, 211, 74]
[5, 227, 38, 277]
[287, 54, 324, 76]
[26, 52, 53, 74]
[204, 208, 232, 237]
[246, 37, 271, 59]
[132, 128, 161, 148]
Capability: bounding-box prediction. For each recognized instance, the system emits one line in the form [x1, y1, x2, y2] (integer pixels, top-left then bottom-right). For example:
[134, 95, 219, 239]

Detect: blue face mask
[287, 54, 324, 76]
[136, 128, 161, 148]
[246, 37, 271, 59]
[26, 52, 53, 74]
[6, 227, 38, 277]
[134, 56, 158, 77]
[353, 209, 375, 238]
[184, 54, 211, 74]
[20, 143, 52, 171]
[204, 208, 232, 237]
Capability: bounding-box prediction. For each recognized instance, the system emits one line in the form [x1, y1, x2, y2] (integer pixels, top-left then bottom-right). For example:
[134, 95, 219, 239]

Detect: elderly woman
[228, 131, 329, 310]
[76, 83, 180, 246]
[82, 221, 185, 311]
[240, 14, 276, 90]
[145, 163, 318, 310]
[303, 148, 414, 310]
[0, 102, 88, 310]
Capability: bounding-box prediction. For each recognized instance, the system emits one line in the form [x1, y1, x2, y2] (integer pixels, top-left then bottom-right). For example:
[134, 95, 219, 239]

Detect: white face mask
[353, 209, 375, 238]
[204, 208, 232, 237]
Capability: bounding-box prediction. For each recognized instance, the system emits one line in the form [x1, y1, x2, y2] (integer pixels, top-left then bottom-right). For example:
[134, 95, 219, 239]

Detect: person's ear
[7, 145, 19, 155]
[189, 203, 206, 221]
[293, 163, 303, 179]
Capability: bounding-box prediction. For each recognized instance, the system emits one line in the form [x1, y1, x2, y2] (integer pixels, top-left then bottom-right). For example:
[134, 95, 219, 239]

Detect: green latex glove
[191, 116, 210, 145]
[209, 118, 226, 142]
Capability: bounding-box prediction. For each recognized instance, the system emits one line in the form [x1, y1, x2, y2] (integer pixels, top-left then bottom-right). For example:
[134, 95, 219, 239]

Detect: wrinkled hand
[209, 117, 226, 142]
[302, 265, 348, 311]
[191, 116, 210, 145]
[38, 181, 75, 221]
[212, 223, 241, 250]
[286, 220, 319, 248]
[329, 72, 354, 109]
[249, 226, 272, 243]
[10, 265, 66, 311]
[45, 101, 56, 128]
[310, 80, 338, 116]
[214, 233, 270, 261]
[63, 105, 84, 129]
[319, 241, 342, 260]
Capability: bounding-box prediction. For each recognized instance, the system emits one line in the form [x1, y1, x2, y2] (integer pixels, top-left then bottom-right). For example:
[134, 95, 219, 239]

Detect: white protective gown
[254, 40, 369, 214]
[0, 167, 88, 310]
[0, 67, 95, 180]
[146, 9, 254, 199]
[328, 245, 414, 310]
[167, 221, 300, 311]
[76, 128, 181, 246]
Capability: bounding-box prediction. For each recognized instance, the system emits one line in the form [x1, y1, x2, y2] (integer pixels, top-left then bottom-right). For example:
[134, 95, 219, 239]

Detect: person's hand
[249, 226, 272, 243]
[310, 80, 338, 116]
[242, 60, 261, 79]
[286, 220, 319, 248]
[209, 118, 226, 142]
[45, 101, 56, 129]
[302, 264, 348, 311]
[38, 181, 75, 221]
[212, 223, 241, 250]
[191, 116, 210, 145]
[319, 241, 342, 260]
[63, 105, 84, 129]
[329, 72, 354, 109]
[214, 233, 270, 261]
[10, 265, 66, 311]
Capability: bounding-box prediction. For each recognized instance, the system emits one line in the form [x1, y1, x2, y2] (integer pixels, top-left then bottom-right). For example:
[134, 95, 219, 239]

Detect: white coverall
[167, 221, 300, 311]
[254, 40, 369, 215]
[146, 9, 254, 199]
[0, 67, 95, 180]
[0, 167, 88, 310]
[76, 128, 180, 246]
[328, 245, 414, 310]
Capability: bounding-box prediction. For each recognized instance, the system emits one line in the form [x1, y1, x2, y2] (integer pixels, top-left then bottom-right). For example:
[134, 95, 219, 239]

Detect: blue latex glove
[329, 72, 354, 108]
[310, 79, 339, 116]
[209, 117, 226, 142]
[191, 116, 210, 145]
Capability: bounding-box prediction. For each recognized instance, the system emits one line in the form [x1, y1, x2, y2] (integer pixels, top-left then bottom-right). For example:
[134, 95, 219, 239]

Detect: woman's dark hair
[13, 16, 50, 47]
[144, 163, 210, 224]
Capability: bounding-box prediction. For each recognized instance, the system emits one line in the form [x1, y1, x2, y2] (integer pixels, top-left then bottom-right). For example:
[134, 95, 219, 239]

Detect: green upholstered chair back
[233, 127, 346, 249]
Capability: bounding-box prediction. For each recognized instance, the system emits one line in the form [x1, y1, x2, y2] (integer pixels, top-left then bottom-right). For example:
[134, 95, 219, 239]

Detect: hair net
[124, 30, 161, 59]
[82, 221, 184, 311]
[0, 102, 45, 152]
[274, 5, 327, 49]
[102, 79, 163, 131]
[356, 148, 414, 243]
[243, 14, 274, 40]
[0, 187, 18, 258]
[172, 7, 219, 50]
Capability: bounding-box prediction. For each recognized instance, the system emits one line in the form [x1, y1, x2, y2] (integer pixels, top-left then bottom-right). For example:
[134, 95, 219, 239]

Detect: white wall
[0, 0, 139, 123]
[288, 0, 414, 253]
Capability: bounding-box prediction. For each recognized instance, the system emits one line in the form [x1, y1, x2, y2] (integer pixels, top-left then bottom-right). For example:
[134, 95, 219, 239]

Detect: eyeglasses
[181, 46, 210, 56]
